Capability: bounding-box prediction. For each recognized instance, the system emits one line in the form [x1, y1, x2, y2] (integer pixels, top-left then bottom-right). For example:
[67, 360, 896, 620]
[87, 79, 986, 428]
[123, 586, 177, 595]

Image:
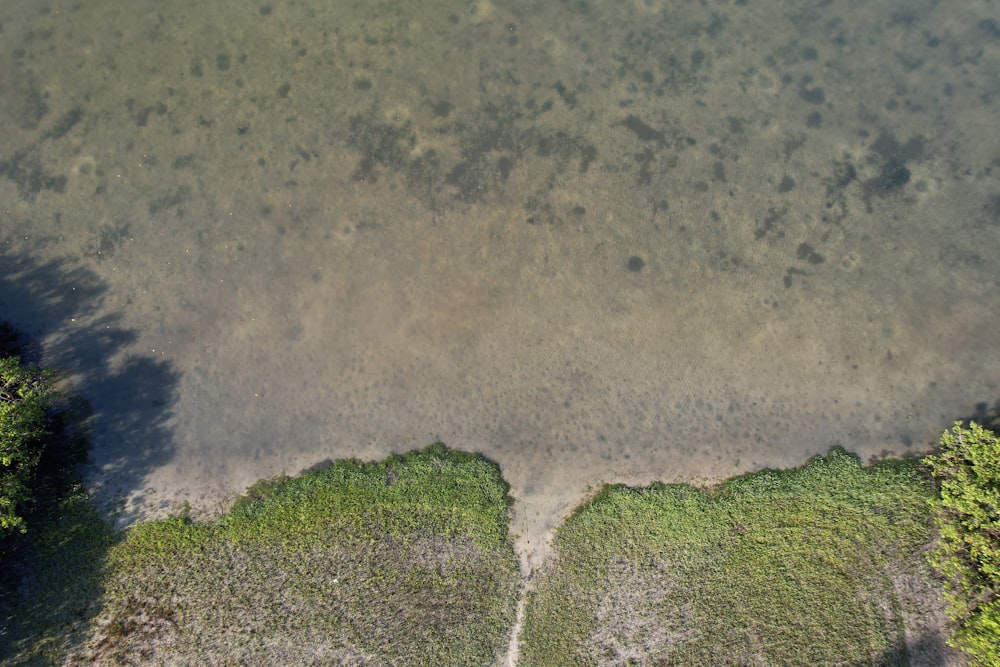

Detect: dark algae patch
[43, 107, 84, 140]
[796, 242, 825, 265]
[519, 449, 953, 666]
[618, 114, 668, 147]
[797, 76, 825, 105]
[345, 101, 596, 209]
[861, 131, 924, 210]
[0, 150, 67, 198]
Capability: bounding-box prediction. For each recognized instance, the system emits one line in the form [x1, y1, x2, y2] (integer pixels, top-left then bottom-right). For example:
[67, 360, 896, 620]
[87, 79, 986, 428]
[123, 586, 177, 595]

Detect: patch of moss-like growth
[519, 448, 946, 666]
[67, 444, 520, 666]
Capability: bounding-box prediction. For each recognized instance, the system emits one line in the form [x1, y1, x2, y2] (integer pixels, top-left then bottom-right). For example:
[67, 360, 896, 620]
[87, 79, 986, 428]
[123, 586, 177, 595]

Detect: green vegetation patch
[67, 444, 520, 665]
[1, 342, 111, 667]
[924, 422, 1000, 666]
[0, 355, 54, 534]
[1, 484, 115, 666]
[520, 447, 942, 666]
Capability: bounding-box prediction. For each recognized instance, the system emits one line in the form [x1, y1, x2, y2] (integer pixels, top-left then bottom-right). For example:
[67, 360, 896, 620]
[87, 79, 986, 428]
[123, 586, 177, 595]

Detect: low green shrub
[924, 422, 1000, 666]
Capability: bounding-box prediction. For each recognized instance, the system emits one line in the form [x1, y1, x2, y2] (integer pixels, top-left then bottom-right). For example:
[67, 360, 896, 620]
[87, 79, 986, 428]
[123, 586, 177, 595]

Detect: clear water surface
[0, 0, 997, 567]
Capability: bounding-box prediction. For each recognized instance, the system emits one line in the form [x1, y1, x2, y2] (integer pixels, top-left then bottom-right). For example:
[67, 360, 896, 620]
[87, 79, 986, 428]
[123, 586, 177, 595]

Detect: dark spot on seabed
[497, 156, 513, 180]
[859, 131, 922, 210]
[984, 193, 1000, 224]
[712, 161, 726, 182]
[754, 207, 785, 240]
[85, 221, 131, 262]
[148, 185, 192, 215]
[348, 100, 597, 209]
[0, 150, 67, 198]
[46, 107, 84, 140]
[869, 131, 925, 164]
[796, 242, 825, 264]
[431, 100, 452, 118]
[831, 162, 857, 189]
[554, 81, 577, 109]
[797, 76, 825, 105]
[783, 266, 808, 288]
[618, 115, 668, 146]
[627, 256, 645, 272]
[867, 158, 911, 193]
[347, 113, 415, 184]
[580, 145, 598, 173]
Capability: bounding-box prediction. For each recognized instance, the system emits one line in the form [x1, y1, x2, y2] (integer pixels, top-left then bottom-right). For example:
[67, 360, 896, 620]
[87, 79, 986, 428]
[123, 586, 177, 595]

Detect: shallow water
[1, 0, 998, 569]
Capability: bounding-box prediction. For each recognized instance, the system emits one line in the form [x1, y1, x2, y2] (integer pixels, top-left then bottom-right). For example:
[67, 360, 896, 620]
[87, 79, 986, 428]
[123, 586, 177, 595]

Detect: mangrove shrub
[924, 421, 1000, 665]
[0, 356, 53, 534]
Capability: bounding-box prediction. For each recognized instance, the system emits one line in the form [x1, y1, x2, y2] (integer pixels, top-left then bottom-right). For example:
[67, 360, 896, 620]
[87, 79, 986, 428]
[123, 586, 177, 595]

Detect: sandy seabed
[0, 0, 998, 573]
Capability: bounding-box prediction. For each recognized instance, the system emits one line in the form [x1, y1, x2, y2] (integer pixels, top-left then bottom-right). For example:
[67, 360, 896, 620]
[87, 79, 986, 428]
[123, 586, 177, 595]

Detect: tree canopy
[0, 356, 53, 534]
[924, 421, 1000, 666]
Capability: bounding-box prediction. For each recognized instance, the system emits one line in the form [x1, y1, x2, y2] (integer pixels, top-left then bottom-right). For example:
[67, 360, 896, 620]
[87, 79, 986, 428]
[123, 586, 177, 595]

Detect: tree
[923, 421, 1000, 666]
[0, 356, 54, 534]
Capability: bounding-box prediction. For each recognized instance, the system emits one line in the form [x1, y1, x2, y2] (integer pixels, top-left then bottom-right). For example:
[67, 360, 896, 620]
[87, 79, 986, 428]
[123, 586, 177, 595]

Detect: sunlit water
[1, 0, 998, 569]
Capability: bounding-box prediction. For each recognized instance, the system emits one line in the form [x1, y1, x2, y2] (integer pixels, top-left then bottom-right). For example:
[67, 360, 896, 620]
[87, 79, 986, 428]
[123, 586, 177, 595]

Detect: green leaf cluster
[924, 422, 1000, 665]
[0, 356, 54, 533]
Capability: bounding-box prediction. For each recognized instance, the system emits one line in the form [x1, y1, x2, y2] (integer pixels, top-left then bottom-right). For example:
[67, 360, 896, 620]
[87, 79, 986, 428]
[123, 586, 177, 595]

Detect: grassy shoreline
[519, 448, 960, 666]
[3, 444, 521, 666]
[0, 445, 973, 665]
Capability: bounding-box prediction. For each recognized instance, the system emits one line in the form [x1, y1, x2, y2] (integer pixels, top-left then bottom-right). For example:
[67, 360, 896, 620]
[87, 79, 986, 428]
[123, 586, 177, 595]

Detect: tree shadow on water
[0, 252, 180, 518]
[966, 399, 1000, 432]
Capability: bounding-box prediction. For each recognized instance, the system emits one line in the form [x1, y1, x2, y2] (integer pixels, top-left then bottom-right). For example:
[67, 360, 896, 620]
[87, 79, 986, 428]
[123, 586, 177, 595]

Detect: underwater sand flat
[0, 0, 998, 571]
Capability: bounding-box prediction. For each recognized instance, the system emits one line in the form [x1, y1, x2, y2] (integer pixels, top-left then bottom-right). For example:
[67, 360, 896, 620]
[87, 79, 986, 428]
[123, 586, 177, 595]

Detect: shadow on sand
[0, 251, 180, 521]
